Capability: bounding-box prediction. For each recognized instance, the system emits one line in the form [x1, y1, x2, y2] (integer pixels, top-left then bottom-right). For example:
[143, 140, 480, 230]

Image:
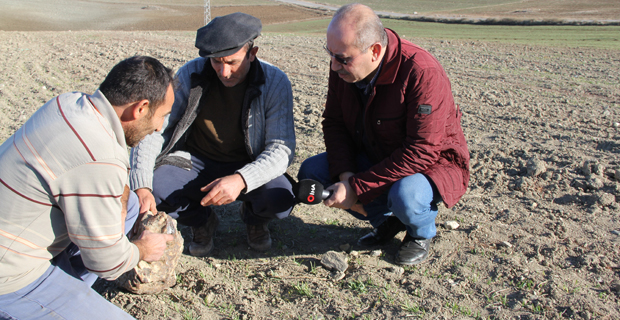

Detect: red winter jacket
[322, 29, 470, 208]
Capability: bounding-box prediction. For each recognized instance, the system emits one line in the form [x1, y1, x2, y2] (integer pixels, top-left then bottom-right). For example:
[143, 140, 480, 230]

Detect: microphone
[295, 179, 332, 205]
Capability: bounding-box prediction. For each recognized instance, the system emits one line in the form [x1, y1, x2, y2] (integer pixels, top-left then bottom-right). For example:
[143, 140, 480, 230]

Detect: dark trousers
[152, 153, 294, 227]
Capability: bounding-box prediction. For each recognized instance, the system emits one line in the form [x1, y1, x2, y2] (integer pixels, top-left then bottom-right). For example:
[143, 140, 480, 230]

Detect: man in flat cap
[129, 12, 296, 255]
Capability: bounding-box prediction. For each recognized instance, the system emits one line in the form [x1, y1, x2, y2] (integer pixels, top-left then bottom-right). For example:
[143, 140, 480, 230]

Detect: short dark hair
[244, 40, 255, 58]
[99, 56, 175, 114]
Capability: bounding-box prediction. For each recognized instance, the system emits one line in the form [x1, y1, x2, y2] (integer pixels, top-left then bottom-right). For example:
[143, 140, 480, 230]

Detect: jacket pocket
[371, 114, 406, 149]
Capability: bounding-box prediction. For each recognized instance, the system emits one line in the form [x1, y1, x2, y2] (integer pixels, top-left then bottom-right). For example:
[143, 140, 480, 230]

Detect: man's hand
[324, 180, 358, 209]
[135, 188, 157, 214]
[133, 188, 157, 233]
[324, 171, 357, 208]
[133, 229, 174, 262]
[200, 173, 246, 206]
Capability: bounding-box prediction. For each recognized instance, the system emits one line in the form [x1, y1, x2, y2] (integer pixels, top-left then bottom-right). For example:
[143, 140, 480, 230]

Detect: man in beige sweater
[0, 56, 175, 319]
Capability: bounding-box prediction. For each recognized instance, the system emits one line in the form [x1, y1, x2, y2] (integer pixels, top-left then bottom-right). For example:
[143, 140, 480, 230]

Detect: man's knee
[388, 174, 436, 223]
[298, 153, 330, 183]
[151, 165, 192, 204]
[298, 157, 317, 180]
[256, 176, 295, 217]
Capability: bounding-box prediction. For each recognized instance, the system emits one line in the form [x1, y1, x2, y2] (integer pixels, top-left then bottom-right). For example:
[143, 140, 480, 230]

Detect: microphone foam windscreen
[296, 179, 324, 205]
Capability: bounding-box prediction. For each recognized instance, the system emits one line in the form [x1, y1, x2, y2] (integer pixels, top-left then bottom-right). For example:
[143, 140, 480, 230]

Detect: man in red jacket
[298, 3, 470, 265]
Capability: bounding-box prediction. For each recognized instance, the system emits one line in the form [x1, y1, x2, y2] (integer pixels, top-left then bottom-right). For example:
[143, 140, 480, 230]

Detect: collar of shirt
[355, 60, 384, 98]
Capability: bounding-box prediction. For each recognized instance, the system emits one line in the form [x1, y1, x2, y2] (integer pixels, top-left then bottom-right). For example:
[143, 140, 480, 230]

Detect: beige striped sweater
[0, 90, 139, 294]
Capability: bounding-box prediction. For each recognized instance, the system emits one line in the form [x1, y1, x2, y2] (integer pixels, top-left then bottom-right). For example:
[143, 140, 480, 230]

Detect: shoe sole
[248, 238, 272, 251]
[394, 253, 429, 266]
[188, 239, 214, 257]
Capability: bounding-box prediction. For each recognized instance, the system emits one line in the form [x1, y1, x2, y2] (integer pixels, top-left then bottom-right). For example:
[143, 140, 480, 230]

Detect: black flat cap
[195, 12, 262, 58]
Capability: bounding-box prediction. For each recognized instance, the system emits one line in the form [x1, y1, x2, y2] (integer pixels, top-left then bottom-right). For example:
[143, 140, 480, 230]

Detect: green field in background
[263, 18, 620, 50]
[295, 0, 520, 14]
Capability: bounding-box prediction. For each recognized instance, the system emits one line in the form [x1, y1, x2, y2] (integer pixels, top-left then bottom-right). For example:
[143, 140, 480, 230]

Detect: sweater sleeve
[236, 65, 295, 192]
[51, 159, 139, 280]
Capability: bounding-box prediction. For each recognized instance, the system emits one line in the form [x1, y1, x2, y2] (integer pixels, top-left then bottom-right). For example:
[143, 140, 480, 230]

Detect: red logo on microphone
[307, 195, 315, 202]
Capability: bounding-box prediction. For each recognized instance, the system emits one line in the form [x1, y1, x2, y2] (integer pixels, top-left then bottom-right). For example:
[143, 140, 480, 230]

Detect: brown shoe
[188, 212, 219, 257]
[246, 223, 272, 251]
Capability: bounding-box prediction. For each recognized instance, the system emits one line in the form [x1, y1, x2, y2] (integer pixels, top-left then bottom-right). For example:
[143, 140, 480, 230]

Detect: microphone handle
[322, 189, 333, 200]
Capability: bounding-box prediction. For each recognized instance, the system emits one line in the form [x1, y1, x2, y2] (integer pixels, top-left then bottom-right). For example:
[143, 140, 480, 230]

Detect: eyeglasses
[323, 44, 372, 65]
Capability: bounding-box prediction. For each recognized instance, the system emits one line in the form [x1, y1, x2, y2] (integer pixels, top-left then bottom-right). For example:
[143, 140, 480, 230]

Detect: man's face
[125, 84, 174, 147]
[326, 25, 375, 83]
[210, 45, 257, 87]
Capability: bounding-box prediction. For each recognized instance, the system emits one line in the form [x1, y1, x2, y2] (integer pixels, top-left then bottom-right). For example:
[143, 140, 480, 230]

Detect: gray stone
[586, 177, 605, 190]
[526, 158, 546, 177]
[592, 163, 605, 176]
[582, 161, 593, 176]
[321, 251, 348, 272]
[572, 178, 587, 189]
[588, 206, 603, 215]
[388, 266, 405, 277]
[445, 220, 460, 230]
[598, 193, 616, 206]
[499, 241, 513, 248]
[205, 292, 216, 304]
[329, 270, 346, 281]
[369, 250, 382, 257]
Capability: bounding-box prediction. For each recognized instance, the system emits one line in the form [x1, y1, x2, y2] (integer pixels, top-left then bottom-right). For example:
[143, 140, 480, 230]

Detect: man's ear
[249, 46, 259, 62]
[370, 43, 382, 62]
[131, 99, 150, 120]
[119, 99, 150, 122]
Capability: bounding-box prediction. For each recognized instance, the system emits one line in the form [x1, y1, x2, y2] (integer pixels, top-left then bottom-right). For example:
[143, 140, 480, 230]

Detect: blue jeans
[0, 192, 140, 320]
[152, 153, 294, 227]
[297, 153, 441, 239]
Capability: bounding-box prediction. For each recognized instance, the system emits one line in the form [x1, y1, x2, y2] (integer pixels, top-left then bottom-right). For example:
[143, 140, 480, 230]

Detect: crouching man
[130, 13, 296, 255]
[0, 56, 176, 319]
[298, 4, 470, 265]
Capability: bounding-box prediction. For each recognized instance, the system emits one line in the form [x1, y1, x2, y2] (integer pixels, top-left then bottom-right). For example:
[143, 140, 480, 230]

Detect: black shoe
[395, 234, 431, 265]
[357, 216, 406, 247]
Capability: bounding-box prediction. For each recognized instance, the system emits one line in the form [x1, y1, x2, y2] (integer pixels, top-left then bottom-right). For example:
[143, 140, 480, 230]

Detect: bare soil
[0, 4, 620, 320]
